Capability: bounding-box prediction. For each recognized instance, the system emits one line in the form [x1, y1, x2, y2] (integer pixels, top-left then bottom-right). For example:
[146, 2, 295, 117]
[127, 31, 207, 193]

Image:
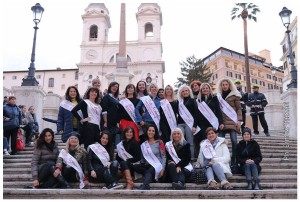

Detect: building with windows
[203, 47, 284, 93]
[280, 16, 297, 92]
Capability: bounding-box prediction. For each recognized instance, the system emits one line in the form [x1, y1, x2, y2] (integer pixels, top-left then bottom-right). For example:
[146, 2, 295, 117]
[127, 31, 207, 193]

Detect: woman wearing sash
[195, 83, 224, 157]
[135, 83, 161, 143]
[237, 128, 262, 190]
[133, 124, 166, 190]
[165, 128, 192, 190]
[87, 130, 123, 189]
[177, 85, 200, 160]
[101, 81, 121, 148]
[57, 86, 82, 143]
[116, 126, 142, 189]
[119, 84, 140, 142]
[54, 132, 89, 189]
[71, 87, 101, 149]
[136, 80, 148, 99]
[197, 127, 233, 190]
[190, 80, 202, 99]
[159, 85, 178, 143]
[31, 128, 60, 188]
[216, 78, 242, 165]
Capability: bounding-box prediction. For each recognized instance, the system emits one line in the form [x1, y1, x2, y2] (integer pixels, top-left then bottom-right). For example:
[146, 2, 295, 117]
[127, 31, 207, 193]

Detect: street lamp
[270, 66, 277, 89]
[279, 7, 297, 89]
[21, 3, 44, 86]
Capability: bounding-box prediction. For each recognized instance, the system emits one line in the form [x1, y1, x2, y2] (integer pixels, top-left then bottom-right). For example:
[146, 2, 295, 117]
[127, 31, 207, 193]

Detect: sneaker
[222, 182, 233, 190]
[264, 133, 270, 137]
[3, 150, 10, 155]
[108, 182, 123, 190]
[254, 133, 259, 136]
[207, 180, 219, 190]
[172, 181, 185, 190]
[138, 183, 150, 190]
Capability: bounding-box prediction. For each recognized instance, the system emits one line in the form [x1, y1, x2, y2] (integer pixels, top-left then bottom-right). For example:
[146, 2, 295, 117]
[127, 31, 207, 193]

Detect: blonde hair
[164, 85, 174, 99]
[66, 136, 81, 152]
[177, 85, 193, 101]
[198, 82, 213, 101]
[170, 128, 185, 145]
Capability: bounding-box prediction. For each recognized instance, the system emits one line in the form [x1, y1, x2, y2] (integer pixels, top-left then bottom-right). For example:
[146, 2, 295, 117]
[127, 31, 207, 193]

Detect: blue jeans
[206, 163, 226, 182]
[218, 130, 237, 161]
[243, 163, 259, 181]
[178, 123, 194, 159]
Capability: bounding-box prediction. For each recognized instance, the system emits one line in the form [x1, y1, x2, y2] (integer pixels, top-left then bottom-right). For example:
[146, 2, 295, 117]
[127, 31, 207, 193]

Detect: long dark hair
[136, 80, 148, 96]
[107, 81, 120, 98]
[65, 86, 81, 102]
[145, 124, 160, 141]
[125, 84, 137, 98]
[83, 87, 100, 101]
[99, 130, 114, 160]
[35, 128, 55, 149]
[121, 126, 135, 141]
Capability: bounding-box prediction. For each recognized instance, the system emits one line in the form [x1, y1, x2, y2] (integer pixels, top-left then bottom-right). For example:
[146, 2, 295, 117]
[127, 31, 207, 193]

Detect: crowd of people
[3, 77, 269, 190]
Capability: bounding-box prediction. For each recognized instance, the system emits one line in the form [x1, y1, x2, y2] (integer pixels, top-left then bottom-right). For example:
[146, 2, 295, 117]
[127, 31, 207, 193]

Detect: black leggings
[80, 123, 100, 149]
[38, 162, 57, 188]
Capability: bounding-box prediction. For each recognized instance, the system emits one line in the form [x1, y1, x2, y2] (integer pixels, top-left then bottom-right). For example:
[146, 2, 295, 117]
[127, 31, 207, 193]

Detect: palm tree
[231, 3, 260, 93]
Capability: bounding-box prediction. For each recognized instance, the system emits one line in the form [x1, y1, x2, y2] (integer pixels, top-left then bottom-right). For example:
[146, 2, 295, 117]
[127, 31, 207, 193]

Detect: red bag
[16, 129, 25, 151]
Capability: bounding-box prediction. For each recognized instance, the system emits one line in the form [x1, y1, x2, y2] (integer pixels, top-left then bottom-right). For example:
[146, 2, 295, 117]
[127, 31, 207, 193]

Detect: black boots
[172, 181, 185, 190]
[247, 180, 252, 190]
[50, 166, 72, 189]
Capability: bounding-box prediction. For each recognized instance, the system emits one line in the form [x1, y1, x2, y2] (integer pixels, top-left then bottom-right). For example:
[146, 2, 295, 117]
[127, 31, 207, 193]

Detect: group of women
[30, 78, 262, 190]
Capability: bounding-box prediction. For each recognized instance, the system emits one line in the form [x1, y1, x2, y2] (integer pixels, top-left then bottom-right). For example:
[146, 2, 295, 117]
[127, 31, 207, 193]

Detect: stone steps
[3, 189, 297, 199]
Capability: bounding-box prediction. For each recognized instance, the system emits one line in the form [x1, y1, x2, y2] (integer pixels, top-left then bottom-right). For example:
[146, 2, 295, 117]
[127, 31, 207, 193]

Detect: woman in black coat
[236, 127, 262, 190]
[165, 128, 191, 190]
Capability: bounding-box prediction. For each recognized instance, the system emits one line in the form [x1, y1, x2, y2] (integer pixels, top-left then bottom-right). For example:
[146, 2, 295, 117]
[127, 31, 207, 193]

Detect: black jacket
[246, 92, 268, 115]
[237, 88, 248, 112]
[236, 139, 262, 173]
[116, 139, 142, 164]
[166, 141, 191, 169]
[101, 94, 120, 127]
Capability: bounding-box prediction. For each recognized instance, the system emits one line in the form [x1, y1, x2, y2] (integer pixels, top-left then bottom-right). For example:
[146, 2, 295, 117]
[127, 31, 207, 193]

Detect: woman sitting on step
[197, 127, 233, 190]
[87, 130, 123, 189]
[31, 128, 59, 188]
[116, 126, 142, 189]
[165, 128, 192, 190]
[53, 132, 89, 189]
[133, 124, 166, 190]
[236, 127, 262, 190]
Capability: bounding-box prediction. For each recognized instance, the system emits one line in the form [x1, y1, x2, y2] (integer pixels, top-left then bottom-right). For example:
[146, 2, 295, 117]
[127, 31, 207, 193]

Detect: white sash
[197, 101, 219, 130]
[178, 100, 200, 134]
[160, 99, 177, 131]
[60, 100, 83, 119]
[58, 149, 85, 189]
[217, 95, 238, 123]
[89, 143, 110, 167]
[141, 141, 163, 180]
[116, 141, 133, 161]
[201, 139, 217, 159]
[165, 141, 193, 171]
[140, 96, 160, 131]
[119, 98, 137, 123]
[84, 99, 102, 127]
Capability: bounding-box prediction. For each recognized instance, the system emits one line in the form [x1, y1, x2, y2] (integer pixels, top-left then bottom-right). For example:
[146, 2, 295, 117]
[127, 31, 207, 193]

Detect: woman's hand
[53, 169, 61, 177]
[105, 162, 111, 168]
[59, 130, 64, 135]
[209, 159, 215, 165]
[236, 121, 241, 131]
[246, 159, 254, 164]
[33, 180, 39, 187]
[91, 170, 97, 178]
[176, 167, 181, 173]
[81, 117, 91, 123]
[219, 124, 224, 130]
[159, 169, 165, 178]
[140, 121, 145, 126]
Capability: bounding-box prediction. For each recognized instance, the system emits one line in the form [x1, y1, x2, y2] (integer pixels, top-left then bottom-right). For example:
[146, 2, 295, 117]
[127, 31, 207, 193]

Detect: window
[252, 79, 258, 84]
[226, 71, 233, 77]
[232, 53, 240, 59]
[260, 81, 265, 86]
[278, 78, 282, 83]
[235, 74, 241, 79]
[145, 23, 154, 39]
[222, 49, 232, 56]
[62, 74, 65, 78]
[48, 78, 54, 87]
[12, 76, 17, 80]
[273, 76, 277, 81]
[61, 84, 65, 90]
[225, 60, 229, 68]
[214, 64, 218, 71]
[75, 71, 79, 80]
[234, 64, 237, 70]
[283, 61, 288, 70]
[89, 25, 98, 41]
[36, 75, 41, 79]
[266, 74, 272, 79]
[268, 83, 273, 89]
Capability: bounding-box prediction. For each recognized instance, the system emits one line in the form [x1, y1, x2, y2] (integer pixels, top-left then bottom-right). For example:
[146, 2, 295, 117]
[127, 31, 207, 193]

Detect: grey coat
[31, 142, 59, 181]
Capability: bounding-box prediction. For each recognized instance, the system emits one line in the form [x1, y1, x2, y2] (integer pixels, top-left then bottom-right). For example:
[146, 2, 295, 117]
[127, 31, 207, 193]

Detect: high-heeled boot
[124, 169, 134, 190]
[50, 166, 72, 189]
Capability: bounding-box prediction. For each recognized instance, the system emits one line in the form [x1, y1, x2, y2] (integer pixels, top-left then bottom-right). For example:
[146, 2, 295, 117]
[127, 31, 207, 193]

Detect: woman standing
[31, 128, 60, 188]
[53, 132, 89, 189]
[237, 128, 262, 190]
[87, 130, 123, 189]
[136, 80, 148, 99]
[165, 128, 192, 190]
[119, 84, 140, 142]
[101, 81, 121, 147]
[216, 78, 242, 165]
[190, 80, 202, 99]
[57, 86, 82, 143]
[197, 127, 233, 190]
[177, 85, 200, 160]
[71, 87, 101, 149]
[133, 125, 166, 190]
[159, 85, 178, 143]
[116, 126, 142, 189]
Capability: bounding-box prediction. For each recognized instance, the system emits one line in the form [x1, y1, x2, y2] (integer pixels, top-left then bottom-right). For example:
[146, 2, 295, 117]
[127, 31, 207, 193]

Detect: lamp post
[270, 66, 277, 89]
[21, 3, 44, 86]
[279, 7, 297, 89]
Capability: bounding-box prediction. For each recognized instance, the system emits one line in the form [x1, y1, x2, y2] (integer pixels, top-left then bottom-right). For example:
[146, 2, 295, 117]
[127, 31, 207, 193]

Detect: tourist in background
[236, 127, 262, 190]
[19, 105, 31, 146]
[197, 127, 233, 190]
[157, 88, 165, 99]
[26, 106, 40, 142]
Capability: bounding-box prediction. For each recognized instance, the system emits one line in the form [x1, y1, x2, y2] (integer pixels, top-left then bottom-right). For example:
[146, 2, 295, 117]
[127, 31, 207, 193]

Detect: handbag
[230, 163, 241, 174]
[16, 129, 25, 151]
[191, 167, 207, 184]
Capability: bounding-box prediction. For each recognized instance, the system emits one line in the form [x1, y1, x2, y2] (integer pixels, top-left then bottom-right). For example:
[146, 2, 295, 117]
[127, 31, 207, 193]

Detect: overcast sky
[1, 0, 299, 87]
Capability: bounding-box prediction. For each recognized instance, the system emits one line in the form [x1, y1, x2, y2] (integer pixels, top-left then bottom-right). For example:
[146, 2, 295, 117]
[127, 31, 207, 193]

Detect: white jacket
[197, 137, 232, 178]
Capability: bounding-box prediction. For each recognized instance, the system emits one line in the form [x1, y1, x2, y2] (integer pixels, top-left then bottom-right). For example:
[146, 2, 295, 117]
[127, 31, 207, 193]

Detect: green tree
[231, 3, 260, 93]
[175, 55, 212, 88]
